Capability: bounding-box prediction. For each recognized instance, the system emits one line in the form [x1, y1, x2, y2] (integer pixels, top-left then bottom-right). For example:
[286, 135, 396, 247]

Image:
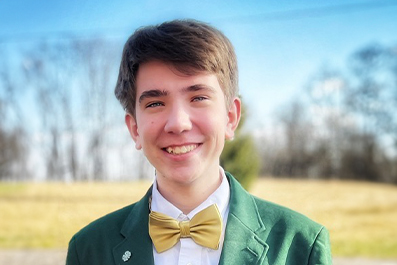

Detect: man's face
[125, 61, 240, 187]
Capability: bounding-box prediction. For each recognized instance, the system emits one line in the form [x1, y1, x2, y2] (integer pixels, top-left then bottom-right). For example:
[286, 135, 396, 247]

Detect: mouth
[163, 144, 199, 155]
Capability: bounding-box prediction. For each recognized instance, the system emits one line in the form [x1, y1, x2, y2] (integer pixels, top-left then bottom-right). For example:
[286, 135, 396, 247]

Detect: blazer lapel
[113, 188, 155, 265]
[219, 174, 269, 265]
[111, 175, 269, 265]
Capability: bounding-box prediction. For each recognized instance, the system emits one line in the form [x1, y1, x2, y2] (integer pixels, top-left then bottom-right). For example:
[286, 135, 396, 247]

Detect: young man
[66, 19, 332, 265]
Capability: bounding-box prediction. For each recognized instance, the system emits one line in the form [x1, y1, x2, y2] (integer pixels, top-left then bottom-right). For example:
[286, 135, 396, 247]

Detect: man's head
[114, 19, 238, 117]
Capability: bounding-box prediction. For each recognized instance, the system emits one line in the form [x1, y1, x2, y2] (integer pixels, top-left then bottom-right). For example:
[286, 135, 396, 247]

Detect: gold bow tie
[149, 204, 222, 253]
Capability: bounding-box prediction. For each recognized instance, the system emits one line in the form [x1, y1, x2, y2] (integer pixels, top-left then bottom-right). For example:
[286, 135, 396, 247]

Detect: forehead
[135, 61, 222, 95]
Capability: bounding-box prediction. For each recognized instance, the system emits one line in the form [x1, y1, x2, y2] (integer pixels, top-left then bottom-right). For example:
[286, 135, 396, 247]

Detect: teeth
[165, 144, 197, 155]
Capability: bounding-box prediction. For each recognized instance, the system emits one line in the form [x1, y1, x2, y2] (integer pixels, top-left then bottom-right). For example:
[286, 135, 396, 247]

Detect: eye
[192, 96, 207, 102]
[146, 102, 164, 108]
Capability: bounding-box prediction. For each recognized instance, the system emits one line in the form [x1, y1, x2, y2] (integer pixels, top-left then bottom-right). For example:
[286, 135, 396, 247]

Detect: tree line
[0, 38, 151, 181]
[0, 38, 396, 183]
[258, 43, 397, 183]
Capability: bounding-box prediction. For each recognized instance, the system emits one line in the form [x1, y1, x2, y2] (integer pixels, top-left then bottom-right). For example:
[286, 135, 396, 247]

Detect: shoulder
[226, 173, 332, 263]
[71, 203, 135, 244]
[250, 196, 332, 264]
[227, 172, 324, 234]
[71, 186, 152, 244]
[253, 196, 323, 232]
[252, 195, 331, 263]
[66, 203, 140, 265]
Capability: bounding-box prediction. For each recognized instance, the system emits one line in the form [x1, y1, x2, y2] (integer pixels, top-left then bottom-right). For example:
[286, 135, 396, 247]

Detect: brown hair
[114, 19, 238, 116]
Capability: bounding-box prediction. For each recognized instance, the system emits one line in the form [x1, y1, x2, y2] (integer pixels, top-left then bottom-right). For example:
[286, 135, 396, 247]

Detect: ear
[225, 97, 241, 140]
[125, 113, 142, 150]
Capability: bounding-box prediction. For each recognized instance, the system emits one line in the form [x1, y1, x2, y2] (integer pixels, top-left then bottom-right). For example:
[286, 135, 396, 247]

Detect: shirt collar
[151, 167, 230, 222]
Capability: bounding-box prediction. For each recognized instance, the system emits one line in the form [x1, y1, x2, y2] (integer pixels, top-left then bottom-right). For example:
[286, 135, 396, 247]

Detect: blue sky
[1, 0, 397, 129]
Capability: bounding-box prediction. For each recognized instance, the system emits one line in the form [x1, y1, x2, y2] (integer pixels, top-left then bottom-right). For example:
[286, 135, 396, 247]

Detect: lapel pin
[122, 251, 132, 262]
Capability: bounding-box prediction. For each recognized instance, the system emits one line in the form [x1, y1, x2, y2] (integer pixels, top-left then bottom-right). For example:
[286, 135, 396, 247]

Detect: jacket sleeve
[66, 236, 81, 265]
[308, 227, 332, 265]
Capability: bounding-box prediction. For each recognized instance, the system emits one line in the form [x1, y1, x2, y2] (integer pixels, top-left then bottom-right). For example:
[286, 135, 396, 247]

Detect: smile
[164, 144, 198, 155]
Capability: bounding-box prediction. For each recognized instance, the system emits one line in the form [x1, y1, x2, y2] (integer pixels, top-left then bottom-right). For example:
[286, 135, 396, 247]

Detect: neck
[156, 168, 222, 214]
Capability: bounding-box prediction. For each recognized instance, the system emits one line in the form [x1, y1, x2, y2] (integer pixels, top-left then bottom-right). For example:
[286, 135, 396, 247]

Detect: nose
[164, 103, 192, 134]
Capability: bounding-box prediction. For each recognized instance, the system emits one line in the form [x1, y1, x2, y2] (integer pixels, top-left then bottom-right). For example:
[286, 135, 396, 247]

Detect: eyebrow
[138, 84, 215, 103]
[182, 84, 216, 93]
[138, 89, 168, 103]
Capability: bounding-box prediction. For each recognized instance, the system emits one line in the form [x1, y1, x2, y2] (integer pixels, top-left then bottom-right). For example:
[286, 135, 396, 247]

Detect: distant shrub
[220, 103, 260, 190]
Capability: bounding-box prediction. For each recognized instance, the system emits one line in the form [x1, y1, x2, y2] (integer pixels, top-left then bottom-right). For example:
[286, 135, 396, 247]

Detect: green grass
[1, 178, 396, 258]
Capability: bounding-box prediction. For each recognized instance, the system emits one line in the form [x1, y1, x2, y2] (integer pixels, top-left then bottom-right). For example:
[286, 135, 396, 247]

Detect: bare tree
[23, 42, 77, 181]
[266, 100, 314, 178]
[299, 44, 397, 183]
[1, 37, 146, 182]
[0, 50, 28, 180]
[71, 38, 119, 181]
[304, 68, 349, 178]
[346, 44, 397, 144]
[0, 126, 26, 180]
[344, 43, 397, 182]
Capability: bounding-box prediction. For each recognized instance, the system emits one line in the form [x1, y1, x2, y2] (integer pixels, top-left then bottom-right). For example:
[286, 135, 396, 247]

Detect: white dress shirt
[151, 167, 230, 265]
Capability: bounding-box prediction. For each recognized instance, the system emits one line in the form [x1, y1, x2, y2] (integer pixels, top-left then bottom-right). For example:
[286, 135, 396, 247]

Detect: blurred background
[0, 0, 396, 264]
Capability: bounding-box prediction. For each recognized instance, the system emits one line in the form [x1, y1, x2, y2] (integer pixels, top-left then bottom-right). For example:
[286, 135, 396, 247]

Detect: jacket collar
[219, 173, 269, 265]
[112, 187, 154, 265]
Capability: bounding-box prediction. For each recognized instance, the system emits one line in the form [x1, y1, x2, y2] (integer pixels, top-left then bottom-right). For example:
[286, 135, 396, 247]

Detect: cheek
[139, 117, 164, 141]
[198, 112, 228, 135]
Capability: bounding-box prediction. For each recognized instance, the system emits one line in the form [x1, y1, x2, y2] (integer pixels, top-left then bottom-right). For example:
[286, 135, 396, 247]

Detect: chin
[159, 169, 199, 185]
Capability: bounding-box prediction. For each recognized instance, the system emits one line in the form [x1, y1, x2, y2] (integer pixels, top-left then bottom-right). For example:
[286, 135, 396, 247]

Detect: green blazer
[66, 173, 332, 264]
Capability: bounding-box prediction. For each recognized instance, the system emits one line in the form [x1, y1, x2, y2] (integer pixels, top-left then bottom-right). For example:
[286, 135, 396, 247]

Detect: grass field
[0, 178, 396, 258]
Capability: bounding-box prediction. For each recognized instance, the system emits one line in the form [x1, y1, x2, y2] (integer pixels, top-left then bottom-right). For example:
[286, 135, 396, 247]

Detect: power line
[0, 0, 396, 43]
[219, 0, 397, 23]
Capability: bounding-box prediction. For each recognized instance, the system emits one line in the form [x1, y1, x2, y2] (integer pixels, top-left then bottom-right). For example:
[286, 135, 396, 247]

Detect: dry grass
[1, 178, 396, 258]
[250, 178, 397, 258]
[0, 181, 152, 249]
